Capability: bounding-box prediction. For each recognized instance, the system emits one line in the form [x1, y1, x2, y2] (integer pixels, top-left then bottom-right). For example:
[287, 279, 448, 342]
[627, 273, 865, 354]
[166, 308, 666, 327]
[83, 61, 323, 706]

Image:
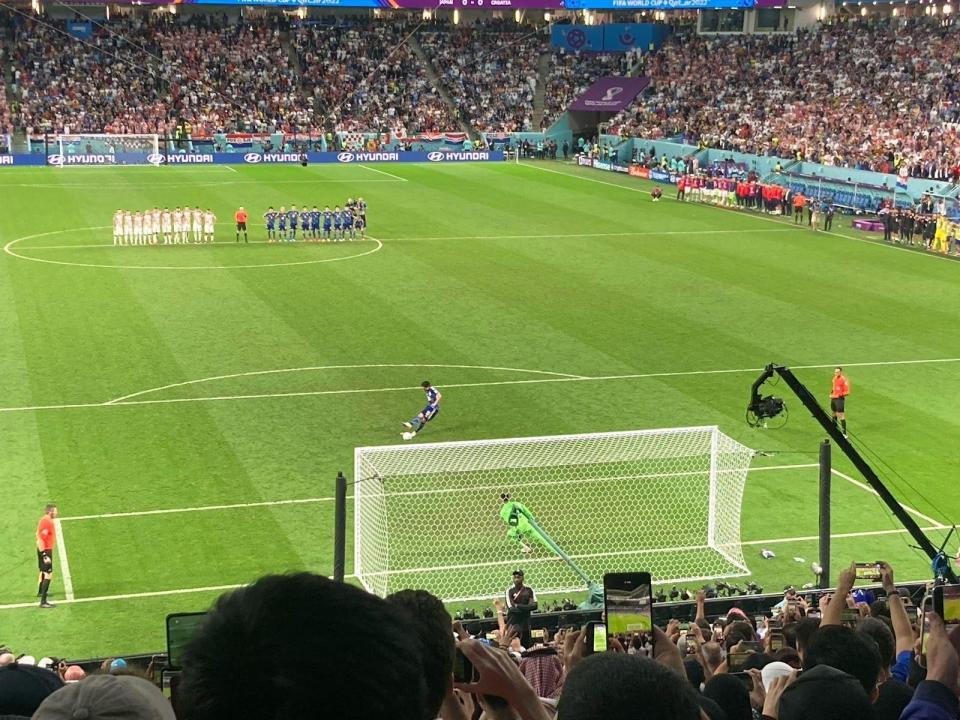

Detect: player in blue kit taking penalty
[402, 381, 441, 440]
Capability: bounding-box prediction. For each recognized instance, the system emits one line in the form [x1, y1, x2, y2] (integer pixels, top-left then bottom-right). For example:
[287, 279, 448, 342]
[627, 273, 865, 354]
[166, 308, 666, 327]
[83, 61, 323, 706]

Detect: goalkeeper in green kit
[498, 492, 604, 607]
[499, 493, 550, 554]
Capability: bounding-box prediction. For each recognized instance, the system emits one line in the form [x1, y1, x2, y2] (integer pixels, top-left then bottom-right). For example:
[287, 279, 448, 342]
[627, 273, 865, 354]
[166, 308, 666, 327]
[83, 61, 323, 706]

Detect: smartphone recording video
[854, 563, 882, 582]
[453, 646, 478, 683]
[583, 621, 606, 654]
[166, 612, 208, 670]
[934, 583, 960, 632]
[604, 572, 653, 650]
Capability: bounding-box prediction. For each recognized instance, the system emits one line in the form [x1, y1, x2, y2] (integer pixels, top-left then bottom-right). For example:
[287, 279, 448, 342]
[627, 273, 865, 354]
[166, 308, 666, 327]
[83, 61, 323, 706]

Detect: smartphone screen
[604, 572, 653, 650]
[934, 583, 960, 632]
[728, 652, 750, 672]
[855, 563, 882, 581]
[531, 628, 545, 641]
[166, 613, 207, 670]
[591, 622, 607, 653]
[919, 595, 933, 664]
[841, 609, 860, 627]
[768, 632, 785, 652]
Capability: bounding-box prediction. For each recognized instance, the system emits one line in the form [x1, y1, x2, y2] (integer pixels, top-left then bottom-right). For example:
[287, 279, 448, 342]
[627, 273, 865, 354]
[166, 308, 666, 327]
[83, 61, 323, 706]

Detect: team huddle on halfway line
[113, 207, 217, 245]
[263, 198, 367, 242]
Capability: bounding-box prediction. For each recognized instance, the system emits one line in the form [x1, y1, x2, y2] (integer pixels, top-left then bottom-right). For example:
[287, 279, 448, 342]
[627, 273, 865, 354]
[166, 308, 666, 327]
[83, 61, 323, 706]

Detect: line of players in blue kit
[263, 198, 367, 242]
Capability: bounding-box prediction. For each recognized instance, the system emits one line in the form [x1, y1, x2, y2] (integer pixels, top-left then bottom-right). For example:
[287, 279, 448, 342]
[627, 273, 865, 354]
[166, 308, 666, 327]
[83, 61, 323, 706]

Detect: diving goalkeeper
[499, 493, 550, 554]
[498, 492, 604, 608]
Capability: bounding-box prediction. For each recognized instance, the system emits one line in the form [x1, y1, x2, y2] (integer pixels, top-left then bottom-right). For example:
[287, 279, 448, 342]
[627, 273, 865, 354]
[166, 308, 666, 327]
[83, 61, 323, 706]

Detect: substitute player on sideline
[402, 381, 441, 440]
[831, 366, 850, 438]
[36, 503, 57, 608]
[235, 207, 249, 243]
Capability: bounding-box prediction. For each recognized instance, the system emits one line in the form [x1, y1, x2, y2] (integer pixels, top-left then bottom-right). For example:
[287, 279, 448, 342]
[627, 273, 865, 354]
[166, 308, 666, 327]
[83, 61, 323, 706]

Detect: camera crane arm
[750, 363, 957, 584]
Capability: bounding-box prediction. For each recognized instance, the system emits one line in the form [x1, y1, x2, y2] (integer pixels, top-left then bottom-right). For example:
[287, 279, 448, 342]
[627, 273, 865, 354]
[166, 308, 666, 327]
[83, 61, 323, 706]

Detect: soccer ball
[401, 432, 415, 441]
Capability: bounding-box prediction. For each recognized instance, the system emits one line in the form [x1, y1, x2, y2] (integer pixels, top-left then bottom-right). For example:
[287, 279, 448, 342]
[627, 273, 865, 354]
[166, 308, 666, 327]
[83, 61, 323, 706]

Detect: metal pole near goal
[333, 471, 347, 583]
[818, 440, 831, 589]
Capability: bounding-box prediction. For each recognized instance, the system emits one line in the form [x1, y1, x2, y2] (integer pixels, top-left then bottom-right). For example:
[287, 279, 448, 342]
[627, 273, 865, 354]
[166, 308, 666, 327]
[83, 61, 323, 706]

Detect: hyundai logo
[337, 153, 355, 163]
[147, 153, 165, 166]
[243, 153, 262, 164]
[427, 152, 445, 162]
[48, 154, 65, 166]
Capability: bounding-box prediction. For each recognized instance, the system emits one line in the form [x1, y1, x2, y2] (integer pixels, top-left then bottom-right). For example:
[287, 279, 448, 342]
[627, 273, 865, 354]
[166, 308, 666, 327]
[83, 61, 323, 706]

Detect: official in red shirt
[235, 207, 249, 244]
[830, 367, 850, 437]
[36, 503, 57, 608]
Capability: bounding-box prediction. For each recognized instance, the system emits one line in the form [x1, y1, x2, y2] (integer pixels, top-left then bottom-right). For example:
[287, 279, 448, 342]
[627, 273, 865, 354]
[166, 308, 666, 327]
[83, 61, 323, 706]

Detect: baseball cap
[513, 569, 524, 577]
[109, 658, 127, 672]
[33, 674, 176, 720]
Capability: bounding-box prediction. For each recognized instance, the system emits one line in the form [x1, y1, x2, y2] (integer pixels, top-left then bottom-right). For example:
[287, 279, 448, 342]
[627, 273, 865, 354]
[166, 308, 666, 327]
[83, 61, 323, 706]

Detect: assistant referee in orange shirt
[831, 367, 850, 438]
[36, 503, 57, 608]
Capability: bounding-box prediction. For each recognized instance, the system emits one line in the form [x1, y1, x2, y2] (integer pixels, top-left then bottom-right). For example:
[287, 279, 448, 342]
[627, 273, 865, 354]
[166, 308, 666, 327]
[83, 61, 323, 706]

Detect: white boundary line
[61, 495, 348, 521]
[57, 463, 817, 523]
[1, 356, 959, 414]
[53, 518, 75, 601]
[520, 161, 960, 266]
[105, 363, 587, 405]
[358, 164, 408, 182]
[60, 463, 812, 520]
[0, 524, 943, 611]
[831, 468, 947, 528]
[0, 462, 945, 611]
[17, 228, 795, 251]
[224, 166, 239, 174]
[3, 227, 383, 270]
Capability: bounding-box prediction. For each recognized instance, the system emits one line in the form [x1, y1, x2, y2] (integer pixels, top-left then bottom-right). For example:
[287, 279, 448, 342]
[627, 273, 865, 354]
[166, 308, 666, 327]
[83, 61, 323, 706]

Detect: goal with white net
[48, 134, 160, 165]
[354, 426, 754, 602]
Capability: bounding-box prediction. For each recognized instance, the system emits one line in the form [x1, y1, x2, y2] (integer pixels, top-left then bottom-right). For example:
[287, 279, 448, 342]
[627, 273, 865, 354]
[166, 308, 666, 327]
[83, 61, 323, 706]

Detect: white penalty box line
[13, 462, 942, 613]
[3, 356, 960, 414]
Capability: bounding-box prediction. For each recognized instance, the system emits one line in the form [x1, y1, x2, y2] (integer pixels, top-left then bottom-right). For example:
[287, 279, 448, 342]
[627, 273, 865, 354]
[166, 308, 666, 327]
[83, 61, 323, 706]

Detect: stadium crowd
[614, 18, 960, 180]
[4, 10, 960, 182]
[419, 19, 543, 134]
[293, 18, 457, 135]
[8, 14, 299, 136]
[2, 561, 958, 720]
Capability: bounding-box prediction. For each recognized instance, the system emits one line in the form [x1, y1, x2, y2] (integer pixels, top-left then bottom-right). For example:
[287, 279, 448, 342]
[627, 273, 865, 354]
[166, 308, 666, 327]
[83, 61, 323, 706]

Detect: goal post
[354, 426, 754, 602]
[49, 133, 161, 165]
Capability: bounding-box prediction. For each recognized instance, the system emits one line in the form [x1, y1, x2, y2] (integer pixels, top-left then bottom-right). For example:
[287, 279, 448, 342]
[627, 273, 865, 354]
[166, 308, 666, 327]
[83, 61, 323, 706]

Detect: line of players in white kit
[112, 208, 217, 246]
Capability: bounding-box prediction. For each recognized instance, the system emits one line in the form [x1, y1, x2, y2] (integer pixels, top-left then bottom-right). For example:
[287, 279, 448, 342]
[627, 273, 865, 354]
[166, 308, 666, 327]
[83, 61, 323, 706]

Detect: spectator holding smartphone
[901, 612, 960, 720]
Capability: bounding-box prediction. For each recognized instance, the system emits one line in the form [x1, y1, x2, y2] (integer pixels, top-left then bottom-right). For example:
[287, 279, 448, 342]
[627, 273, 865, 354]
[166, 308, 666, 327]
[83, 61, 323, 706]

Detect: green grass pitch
[0, 159, 957, 658]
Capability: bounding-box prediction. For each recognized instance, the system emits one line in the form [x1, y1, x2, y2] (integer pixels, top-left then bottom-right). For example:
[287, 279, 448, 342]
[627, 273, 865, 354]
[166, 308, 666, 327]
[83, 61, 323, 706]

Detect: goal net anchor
[354, 426, 754, 603]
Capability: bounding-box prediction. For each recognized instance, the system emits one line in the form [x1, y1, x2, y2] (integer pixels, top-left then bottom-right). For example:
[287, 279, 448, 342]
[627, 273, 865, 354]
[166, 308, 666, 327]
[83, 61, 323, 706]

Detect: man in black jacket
[504, 570, 538, 649]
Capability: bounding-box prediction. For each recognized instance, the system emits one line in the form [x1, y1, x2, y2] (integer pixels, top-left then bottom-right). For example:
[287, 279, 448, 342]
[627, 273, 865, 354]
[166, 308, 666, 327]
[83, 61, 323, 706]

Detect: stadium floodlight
[354, 426, 754, 602]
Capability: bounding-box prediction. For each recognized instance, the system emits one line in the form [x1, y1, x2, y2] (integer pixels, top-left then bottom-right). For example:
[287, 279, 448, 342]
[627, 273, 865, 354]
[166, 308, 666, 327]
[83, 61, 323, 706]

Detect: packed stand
[4, 560, 957, 720]
[542, 49, 634, 129]
[293, 18, 458, 134]
[613, 18, 960, 180]
[10, 14, 302, 136]
[419, 19, 543, 133]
